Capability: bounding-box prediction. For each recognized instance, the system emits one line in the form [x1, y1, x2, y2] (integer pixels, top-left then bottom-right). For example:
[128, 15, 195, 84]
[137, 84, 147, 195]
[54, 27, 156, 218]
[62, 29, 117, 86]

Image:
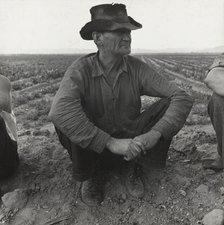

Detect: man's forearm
[152, 90, 193, 140]
[133, 129, 162, 151]
[141, 65, 194, 140]
[49, 97, 111, 153]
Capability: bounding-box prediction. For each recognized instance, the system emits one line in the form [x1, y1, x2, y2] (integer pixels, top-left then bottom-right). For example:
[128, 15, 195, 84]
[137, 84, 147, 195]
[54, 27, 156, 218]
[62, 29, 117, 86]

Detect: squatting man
[0, 75, 19, 184]
[202, 53, 224, 171]
[49, 3, 193, 206]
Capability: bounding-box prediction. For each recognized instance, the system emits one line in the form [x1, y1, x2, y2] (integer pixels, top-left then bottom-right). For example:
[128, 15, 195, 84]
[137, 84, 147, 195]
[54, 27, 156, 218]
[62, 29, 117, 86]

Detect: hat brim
[80, 16, 142, 40]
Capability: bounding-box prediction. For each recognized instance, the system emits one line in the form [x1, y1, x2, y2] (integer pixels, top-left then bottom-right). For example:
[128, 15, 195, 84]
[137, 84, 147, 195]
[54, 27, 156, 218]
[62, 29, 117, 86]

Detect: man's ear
[92, 32, 103, 46]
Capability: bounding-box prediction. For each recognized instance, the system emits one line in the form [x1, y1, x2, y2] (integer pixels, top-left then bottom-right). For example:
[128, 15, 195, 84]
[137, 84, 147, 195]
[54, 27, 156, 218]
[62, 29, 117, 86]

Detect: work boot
[202, 154, 223, 171]
[81, 175, 104, 207]
[124, 163, 144, 198]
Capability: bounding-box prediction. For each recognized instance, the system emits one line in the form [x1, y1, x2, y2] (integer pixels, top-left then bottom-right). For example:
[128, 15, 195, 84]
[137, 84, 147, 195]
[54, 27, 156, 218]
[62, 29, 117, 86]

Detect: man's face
[100, 29, 131, 56]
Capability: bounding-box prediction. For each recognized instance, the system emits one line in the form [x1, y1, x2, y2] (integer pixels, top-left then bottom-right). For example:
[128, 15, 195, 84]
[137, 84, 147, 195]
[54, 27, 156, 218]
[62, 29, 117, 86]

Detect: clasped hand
[106, 130, 161, 161]
[106, 137, 144, 161]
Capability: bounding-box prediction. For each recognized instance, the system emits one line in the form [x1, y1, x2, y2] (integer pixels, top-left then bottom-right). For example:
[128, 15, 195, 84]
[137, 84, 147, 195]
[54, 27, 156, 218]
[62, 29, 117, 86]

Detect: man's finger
[124, 144, 139, 161]
[124, 155, 131, 161]
[124, 151, 134, 161]
[133, 139, 147, 155]
[127, 142, 142, 160]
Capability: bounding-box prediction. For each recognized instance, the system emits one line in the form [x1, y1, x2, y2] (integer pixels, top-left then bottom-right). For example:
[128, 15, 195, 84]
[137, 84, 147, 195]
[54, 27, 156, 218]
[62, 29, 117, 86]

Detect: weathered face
[100, 29, 132, 56]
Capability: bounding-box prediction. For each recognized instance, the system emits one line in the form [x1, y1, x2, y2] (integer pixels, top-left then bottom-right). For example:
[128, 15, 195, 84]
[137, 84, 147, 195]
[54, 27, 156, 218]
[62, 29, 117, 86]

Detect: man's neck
[98, 51, 123, 75]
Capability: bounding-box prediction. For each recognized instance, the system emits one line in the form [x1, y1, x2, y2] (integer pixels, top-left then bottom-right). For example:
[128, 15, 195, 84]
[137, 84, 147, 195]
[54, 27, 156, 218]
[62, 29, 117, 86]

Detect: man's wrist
[151, 129, 162, 139]
[106, 137, 115, 150]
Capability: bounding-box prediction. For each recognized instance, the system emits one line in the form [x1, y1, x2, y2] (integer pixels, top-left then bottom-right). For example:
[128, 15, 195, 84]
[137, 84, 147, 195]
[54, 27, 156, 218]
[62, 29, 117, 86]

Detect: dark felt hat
[80, 3, 142, 40]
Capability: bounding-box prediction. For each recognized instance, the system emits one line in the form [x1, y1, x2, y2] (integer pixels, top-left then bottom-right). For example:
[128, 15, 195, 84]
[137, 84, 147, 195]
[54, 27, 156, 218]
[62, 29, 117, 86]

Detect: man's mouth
[120, 42, 131, 47]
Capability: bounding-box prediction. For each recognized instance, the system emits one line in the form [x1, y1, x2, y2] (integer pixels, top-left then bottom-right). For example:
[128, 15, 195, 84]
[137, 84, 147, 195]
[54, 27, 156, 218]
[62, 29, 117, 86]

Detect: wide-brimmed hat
[80, 3, 142, 40]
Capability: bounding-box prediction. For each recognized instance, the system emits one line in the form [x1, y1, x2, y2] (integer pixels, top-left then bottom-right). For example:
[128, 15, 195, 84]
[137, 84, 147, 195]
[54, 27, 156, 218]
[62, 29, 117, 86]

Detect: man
[49, 3, 193, 206]
[203, 53, 224, 171]
[0, 74, 19, 180]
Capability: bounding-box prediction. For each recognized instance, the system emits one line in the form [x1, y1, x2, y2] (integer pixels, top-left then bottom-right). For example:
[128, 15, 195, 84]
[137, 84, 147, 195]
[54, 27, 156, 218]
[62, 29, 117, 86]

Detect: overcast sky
[0, 0, 223, 54]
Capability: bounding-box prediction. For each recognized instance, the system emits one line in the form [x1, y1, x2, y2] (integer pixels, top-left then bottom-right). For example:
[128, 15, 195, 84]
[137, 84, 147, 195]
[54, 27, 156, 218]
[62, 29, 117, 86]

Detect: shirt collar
[92, 52, 128, 77]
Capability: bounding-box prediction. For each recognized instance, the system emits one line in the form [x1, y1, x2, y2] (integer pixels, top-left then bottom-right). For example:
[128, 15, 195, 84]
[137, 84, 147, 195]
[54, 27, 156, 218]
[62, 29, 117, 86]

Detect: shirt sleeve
[204, 54, 224, 95]
[139, 63, 194, 140]
[49, 65, 111, 153]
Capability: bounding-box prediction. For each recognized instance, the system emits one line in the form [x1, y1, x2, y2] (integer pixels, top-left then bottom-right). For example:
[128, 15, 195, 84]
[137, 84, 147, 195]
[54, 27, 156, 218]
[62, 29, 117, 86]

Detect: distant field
[0, 54, 82, 82]
[0, 53, 217, 85]
[0, 53, 217, 80]
[0, 53, 217, 108]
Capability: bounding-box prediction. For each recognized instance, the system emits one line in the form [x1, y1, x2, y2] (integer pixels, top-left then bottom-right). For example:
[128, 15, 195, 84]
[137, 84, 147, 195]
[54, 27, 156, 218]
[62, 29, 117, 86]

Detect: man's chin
[112, 48, 131, 56]
[120, 48, 131, 56]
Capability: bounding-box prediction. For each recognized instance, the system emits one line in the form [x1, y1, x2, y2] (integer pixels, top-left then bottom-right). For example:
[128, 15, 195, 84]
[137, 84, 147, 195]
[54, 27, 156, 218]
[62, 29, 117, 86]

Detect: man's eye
[120, 32, 130, 35]
[114, 29, 131, 35]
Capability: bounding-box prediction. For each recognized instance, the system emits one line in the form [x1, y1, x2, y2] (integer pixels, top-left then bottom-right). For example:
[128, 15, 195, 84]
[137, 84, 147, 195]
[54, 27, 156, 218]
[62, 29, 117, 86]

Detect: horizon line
[0, 51, 221, 55]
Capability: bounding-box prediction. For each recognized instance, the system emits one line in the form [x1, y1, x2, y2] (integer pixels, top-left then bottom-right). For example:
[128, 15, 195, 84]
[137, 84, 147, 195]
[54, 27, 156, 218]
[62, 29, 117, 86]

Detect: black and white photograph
[0, 0, 224, 224]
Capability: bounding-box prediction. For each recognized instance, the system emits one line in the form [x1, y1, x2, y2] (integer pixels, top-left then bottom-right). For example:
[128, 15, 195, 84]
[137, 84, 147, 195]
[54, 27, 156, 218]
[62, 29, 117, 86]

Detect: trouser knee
[0, 141, 19, 180]
[0, 115, 5, 128]
[55, 127, 99, 181]
[0, 115, 19, 180]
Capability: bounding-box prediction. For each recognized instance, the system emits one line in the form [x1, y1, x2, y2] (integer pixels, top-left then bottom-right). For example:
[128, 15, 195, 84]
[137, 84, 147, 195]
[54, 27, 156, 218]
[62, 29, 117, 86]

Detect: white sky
[0, 0, 223, 54]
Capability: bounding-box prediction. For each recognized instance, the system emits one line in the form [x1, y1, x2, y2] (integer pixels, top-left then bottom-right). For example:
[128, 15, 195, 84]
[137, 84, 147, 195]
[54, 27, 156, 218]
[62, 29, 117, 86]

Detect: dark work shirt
[49, 53, 193, 153]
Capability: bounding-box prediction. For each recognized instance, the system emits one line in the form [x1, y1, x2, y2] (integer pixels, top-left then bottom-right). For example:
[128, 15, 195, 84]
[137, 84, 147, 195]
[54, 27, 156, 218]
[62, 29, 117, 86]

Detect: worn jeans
[0, 115, 19, 180]
[208, 93, 224, 165]
[56, 98, 172, 181]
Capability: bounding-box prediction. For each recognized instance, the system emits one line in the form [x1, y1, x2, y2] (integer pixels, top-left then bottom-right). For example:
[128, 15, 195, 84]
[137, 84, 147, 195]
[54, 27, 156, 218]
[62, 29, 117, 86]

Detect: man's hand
[124, 140, 145, 161]
[133, 130, 162, 152]
[106, 137, 143, 161]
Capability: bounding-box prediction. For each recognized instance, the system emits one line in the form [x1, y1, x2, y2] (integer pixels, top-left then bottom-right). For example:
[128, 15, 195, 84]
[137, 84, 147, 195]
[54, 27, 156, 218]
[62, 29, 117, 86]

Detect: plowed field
[0, 53, 222, 225]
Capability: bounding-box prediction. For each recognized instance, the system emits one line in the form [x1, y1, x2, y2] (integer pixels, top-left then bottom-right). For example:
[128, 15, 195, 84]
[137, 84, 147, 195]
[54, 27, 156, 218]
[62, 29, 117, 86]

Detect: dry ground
[0, 54, 223, 225]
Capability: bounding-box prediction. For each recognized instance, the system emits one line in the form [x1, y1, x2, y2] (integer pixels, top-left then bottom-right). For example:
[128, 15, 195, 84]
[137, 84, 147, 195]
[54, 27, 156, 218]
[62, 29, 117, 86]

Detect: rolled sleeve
[152, 119, 179, 140]
[49, 65, 110, 153]
[204, 54, 224, 96]
[139, 64, 193, 139]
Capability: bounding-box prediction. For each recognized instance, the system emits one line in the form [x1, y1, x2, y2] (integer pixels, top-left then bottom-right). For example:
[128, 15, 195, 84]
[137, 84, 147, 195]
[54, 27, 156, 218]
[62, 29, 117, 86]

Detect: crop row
[147, 56, 211, 82]
[151, 54, 215, 70]
[0, 54, 82, 82]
